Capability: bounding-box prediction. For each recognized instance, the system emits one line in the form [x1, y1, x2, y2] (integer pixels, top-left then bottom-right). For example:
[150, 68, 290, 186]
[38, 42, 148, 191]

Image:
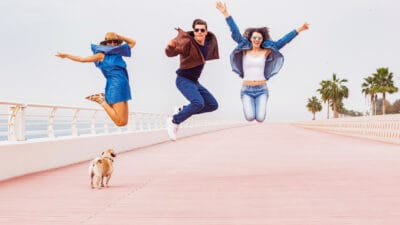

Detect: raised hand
[297, 23, 310, 33]
[216, 1, 229, 17]
[168, 39, 177, 47]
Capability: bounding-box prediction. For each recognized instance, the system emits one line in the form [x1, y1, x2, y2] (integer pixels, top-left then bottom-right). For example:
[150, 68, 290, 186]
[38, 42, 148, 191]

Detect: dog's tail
[95, 158, 102, 164]
[89, 157, 103, 177]
[91, 158, 102, 166]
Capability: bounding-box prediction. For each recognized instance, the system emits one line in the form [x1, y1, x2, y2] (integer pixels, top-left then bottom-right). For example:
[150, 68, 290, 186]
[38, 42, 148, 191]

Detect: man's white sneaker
[166, 117, 178, 141]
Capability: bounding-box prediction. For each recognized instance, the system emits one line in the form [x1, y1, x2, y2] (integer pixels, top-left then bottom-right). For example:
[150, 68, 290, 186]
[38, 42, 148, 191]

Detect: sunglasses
[194, 28, 206, 33]
[105, 39, 120, 44]
[251, 36, 263, 41]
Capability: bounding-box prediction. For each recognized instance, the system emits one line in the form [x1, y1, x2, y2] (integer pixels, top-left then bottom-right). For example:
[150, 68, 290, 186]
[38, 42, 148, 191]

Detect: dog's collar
[103, 156, 114, 162]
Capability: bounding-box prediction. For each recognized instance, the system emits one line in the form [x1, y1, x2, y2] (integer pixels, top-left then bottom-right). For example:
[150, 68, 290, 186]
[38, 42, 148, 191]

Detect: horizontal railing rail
[0, 101, 239, 142]
[294, 114, 400, 144]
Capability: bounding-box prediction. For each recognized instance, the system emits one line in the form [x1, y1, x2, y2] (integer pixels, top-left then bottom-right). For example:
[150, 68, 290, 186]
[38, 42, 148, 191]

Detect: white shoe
[172, 107, 182, 133]
[166, 117, 178, 141]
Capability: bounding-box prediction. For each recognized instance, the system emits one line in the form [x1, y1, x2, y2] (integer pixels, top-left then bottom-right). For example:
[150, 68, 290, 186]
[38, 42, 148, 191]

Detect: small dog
[89, 149, 116, 189]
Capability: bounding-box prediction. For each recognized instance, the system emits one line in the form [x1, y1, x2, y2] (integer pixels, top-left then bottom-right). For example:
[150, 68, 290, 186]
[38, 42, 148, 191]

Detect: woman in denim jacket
[216, 1, 309, 122]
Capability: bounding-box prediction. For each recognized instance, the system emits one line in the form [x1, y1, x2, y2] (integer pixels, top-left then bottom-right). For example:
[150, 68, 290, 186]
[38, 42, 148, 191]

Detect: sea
[0, 119, 124, 142]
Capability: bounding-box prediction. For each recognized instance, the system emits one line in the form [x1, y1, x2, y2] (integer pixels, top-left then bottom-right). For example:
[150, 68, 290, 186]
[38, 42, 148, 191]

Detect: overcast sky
[1, 0, 399, 121]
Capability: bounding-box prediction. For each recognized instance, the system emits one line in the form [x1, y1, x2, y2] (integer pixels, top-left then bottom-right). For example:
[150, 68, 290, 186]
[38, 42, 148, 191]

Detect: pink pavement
[1, 123, 400, 225]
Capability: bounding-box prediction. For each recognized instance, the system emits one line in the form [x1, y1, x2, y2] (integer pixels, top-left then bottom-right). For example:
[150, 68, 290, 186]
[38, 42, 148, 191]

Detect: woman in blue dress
[56, 32, 136, 126]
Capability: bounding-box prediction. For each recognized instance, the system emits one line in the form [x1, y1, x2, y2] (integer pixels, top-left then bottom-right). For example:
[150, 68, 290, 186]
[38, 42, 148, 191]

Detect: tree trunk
[333, 101, 338, 118]
[382, 92, 386, 115]
[326, 99, 330, 119]
[370, 95, 374, 116]
[312, 112, 315, 120]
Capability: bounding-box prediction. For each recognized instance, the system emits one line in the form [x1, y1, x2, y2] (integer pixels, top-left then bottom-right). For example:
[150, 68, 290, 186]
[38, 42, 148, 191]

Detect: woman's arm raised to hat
[55, 52, 104, 63]
[117, 34, 136, 48]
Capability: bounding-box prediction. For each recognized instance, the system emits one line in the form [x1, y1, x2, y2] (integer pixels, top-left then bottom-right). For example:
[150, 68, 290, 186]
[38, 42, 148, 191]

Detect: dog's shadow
[91, 182, 147, 190]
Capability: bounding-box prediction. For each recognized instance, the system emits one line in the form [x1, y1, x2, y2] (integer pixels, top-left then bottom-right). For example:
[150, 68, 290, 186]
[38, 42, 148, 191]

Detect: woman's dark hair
[192, 18, 208, 30]
[243, 27, 270, 42]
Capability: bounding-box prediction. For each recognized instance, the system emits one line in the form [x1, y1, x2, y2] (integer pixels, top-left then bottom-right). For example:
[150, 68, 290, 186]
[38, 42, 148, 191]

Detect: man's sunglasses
[194, 28, 206, 33]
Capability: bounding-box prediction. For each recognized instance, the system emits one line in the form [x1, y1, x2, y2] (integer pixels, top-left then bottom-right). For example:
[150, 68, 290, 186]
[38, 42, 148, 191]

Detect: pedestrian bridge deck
[1, 123, 399, 225]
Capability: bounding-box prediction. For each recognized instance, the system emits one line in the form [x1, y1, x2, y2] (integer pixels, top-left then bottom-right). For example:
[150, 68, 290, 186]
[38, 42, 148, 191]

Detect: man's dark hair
[243, 27, 270, 42]
[192, 18, 208, 30]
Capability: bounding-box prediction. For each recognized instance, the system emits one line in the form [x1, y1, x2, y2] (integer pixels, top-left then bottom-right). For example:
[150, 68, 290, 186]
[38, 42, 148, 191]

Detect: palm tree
[330, 73, 349, 118]
[306, 96, 322, 120]
[361, 76, 378, 115]
[318, 74, 349, 118]
[371, 67, 398, 114]
[332, 99, 345, 116]
[317, 80, 332, 119]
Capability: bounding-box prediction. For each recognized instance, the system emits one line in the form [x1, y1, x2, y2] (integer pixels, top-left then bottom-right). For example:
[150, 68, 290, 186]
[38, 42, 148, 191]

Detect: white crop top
[242, 53, 266, 81]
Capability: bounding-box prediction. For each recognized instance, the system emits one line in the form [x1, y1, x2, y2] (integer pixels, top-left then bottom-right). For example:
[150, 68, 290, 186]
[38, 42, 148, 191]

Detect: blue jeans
[173, 76, 218, 124]
[240, 84, 269, 122]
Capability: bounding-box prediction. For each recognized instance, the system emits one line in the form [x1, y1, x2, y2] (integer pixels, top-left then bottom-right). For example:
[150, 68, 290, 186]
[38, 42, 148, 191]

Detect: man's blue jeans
[173, 76, 218, 124]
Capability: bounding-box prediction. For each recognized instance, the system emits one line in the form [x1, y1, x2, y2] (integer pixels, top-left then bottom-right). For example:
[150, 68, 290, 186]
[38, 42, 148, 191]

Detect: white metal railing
[0, 101, 239, 142]
[294, 114, 400, 144]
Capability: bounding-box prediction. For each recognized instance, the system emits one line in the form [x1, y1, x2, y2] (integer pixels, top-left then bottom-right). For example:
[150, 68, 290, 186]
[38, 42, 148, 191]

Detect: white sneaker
[172, 107, 182, 133]
[166, 117, 178, 141]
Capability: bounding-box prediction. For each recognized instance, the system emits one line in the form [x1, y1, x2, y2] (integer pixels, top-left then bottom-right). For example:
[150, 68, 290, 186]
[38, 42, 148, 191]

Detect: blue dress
[91, 43, 132, 104]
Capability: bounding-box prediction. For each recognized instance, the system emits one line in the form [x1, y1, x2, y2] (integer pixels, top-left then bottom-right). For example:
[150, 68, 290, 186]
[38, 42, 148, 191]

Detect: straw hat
[100, 32, 123, 45]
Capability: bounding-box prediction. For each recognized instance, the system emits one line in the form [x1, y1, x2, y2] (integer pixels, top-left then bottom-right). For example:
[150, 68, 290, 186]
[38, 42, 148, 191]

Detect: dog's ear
[96, 159, 102, 164]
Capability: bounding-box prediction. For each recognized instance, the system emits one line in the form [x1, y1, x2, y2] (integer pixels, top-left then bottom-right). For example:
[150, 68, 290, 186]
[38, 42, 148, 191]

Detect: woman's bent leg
[254, 93, 268, 122]
[101, 101, 129, 127]
[254, 85, 269, 122]
[241, 93, 256, 122]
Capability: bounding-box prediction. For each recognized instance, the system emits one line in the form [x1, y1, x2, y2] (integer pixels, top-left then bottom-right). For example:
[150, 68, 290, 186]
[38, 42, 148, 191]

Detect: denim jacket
[226, 16, 298, 80]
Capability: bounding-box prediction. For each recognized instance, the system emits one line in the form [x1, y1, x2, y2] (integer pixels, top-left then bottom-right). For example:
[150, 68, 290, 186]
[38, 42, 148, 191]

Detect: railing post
[90, 111, 97, 134]
[137, 113, 144, 131]
[128, 113, 135, 132]
[156, 114, 164, 130]
[104, 122, 109, 134]
[118, 124, 123, 133]
[144, 113, 151, 131]
[147, 114, 154, 131]
[48, 107, 57, 139]
[8, 105, 26, 141]
[71, 109, 80, 137]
